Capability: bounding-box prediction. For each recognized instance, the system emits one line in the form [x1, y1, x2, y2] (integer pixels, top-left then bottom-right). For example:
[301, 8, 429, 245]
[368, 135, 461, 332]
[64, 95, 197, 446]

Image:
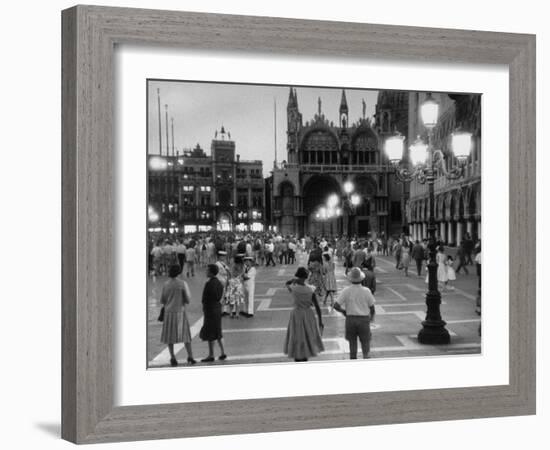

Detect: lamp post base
[417, 320, 451, 345]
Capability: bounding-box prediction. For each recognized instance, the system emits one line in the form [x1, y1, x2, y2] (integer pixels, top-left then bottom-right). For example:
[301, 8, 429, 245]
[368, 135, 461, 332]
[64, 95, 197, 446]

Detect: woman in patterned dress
[307, 259, 326, 300]
[322, 253, 337, 308]
[283, 267, 324, 362]
[226, 256, 245, 318]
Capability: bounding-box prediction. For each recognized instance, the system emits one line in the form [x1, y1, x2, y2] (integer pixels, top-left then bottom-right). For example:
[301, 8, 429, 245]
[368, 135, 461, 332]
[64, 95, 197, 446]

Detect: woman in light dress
[160, 264, 196, 366]
[283, 267, 324, 362]
[307, 259, 326, 300]
[400, 238, 412, 277]
[445, 255, 457, 290]
[322, 253, 337, 308]
[241, 257, 257, 318]
[425, 246, 450, 289]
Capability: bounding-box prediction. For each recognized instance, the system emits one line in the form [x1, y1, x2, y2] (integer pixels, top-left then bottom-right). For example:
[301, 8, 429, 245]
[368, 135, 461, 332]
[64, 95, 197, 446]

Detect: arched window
[300, 130, 338, 164]
[353, 132, 379, 165]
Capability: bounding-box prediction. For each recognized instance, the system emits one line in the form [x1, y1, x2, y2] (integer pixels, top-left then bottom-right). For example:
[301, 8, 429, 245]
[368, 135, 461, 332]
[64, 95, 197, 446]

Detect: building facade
[405, 92, 482, 245]
[270, 88, 406, 238]
[148, 126, 265, 234]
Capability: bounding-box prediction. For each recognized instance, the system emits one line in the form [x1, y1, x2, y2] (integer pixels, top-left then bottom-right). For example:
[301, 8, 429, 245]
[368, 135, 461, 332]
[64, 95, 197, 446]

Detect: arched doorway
[302, 175, 341, 237]
[217, 212, 232, 231]
[353, 175, 378, 237]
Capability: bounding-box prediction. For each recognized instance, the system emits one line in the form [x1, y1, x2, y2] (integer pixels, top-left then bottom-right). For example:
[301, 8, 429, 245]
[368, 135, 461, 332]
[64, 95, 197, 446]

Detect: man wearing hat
[240, 256, 256, 318]
[333, 267, 376, 359]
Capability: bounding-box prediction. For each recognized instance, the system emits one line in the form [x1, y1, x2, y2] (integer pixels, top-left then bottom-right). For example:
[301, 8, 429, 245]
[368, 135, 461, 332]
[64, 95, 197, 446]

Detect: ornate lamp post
[384, 93, 473, 345]
[341, 181, 361, 237]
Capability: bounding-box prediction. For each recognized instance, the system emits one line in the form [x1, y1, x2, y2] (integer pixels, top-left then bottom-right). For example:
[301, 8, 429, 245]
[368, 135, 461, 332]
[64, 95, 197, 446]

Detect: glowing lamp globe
[148, 156, 168, 171]
[327, 194, 339, 208]
[420, 93, 439, 128]
[409, 138, 428, 166]
[351, 194, 361, 206]
[343, 181, 354, 194]
[385, 134, 404, 163]
[451, 130, 473, 162]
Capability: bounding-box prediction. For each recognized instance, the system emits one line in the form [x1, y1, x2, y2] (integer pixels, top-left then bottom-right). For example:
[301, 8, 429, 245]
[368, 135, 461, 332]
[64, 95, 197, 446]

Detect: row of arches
[297, 126, 380, 165]
[408, 183, 481, 223]
[274, 174, 384, 236]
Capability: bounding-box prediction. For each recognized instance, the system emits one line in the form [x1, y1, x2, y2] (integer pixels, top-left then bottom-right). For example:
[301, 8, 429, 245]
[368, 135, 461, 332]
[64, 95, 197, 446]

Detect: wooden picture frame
[61, 5, 536, 444]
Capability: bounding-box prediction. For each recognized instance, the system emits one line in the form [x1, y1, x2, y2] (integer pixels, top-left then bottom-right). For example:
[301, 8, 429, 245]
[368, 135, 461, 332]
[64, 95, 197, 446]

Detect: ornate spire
[287, 87, 296, 108]
[339, 89, 348, 114]
[318, 97, 322, 115]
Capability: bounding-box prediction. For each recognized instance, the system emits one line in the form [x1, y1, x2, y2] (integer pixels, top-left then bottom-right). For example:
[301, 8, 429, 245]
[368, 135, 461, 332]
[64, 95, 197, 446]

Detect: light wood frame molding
[62, 5, 536, 444]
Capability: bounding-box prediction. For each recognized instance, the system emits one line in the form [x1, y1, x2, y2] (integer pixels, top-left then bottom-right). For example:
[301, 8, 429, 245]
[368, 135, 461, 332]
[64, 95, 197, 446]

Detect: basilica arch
[351, 127, 380, 165]
[302, 174, 341, 236]
[299, 127, 340, 165]
[351, 175, 378, 236]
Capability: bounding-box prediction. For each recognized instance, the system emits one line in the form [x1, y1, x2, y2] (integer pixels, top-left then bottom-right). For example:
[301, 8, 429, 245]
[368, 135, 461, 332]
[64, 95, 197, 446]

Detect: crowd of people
[152, 230, 481, 366]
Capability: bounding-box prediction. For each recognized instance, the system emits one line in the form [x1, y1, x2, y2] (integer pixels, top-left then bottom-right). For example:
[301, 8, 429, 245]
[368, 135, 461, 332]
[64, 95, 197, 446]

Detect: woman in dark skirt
[199, 264, 227, 362]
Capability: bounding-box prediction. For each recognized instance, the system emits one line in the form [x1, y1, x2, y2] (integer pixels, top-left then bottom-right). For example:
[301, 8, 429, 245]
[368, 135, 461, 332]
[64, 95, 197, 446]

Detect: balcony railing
[280, 163, 391, 173]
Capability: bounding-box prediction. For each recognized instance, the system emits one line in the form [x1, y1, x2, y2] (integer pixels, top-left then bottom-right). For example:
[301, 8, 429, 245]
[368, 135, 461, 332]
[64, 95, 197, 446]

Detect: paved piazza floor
[147, 252, 481, 368]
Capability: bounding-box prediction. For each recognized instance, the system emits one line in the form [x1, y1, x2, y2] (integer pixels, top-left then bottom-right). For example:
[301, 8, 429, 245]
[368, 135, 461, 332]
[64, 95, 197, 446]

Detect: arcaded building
[406, 92, 481, 245]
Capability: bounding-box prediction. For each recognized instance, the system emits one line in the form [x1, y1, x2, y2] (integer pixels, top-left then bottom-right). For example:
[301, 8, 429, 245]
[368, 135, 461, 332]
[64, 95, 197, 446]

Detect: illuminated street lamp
[327, 193, 339, 208]
[384, 132, 405, 164]
[148, 156, 168, 171]
[384, 93, 473, 345]
[451, 130, 473, 162]
[148, 205, 159, 223]
[340, 180, 361, 237]
[409, 137, 428, 166]
[343, 180, 354, 195]
[420, 92, 439, 128]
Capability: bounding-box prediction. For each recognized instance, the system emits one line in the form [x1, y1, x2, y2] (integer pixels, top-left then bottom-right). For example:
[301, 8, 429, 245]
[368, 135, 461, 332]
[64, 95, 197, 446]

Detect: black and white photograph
[146, 80, 482, 368]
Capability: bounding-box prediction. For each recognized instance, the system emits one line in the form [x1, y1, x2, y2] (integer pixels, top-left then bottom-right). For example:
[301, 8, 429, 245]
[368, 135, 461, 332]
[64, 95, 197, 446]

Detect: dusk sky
[147, 80, 379, 176]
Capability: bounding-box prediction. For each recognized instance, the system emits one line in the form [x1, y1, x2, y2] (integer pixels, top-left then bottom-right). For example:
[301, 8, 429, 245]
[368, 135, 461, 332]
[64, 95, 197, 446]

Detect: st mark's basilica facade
[270, 88, 408, 238]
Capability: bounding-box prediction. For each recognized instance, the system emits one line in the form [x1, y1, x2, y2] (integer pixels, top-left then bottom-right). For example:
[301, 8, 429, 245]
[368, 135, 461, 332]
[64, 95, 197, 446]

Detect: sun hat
[347, 267, 365, 283]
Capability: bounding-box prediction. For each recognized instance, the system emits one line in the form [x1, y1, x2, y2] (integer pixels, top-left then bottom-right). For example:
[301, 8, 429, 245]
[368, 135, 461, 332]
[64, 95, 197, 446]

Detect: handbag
[157, 306, 165, 322]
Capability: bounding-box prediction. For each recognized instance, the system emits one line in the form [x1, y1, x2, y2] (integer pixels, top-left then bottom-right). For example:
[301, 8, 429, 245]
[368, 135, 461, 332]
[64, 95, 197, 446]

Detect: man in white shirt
[265, 241, 276, 267]
[287, 240, 297, 264]
[245, 240, 253, 258]
[185, 245, 196, 277]
[333, 267, 376, 359]
[175, 240, 187, 269]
